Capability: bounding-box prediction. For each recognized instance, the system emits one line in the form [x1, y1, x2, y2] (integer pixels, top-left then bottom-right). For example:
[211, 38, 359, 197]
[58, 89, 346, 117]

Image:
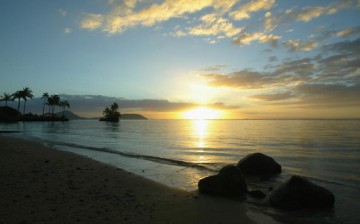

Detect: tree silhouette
[12, 90, 22, 112]
[41, 92, 49, 116]
[47, 95, 60, 117]
[20, 87, 34, 114]
[1, 93, 13, 107]
[59, 100, 70, 117]
[101, 102, 121, 121]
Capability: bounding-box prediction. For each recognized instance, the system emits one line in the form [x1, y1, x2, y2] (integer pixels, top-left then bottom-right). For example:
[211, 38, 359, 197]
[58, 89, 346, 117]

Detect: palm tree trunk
[42, 100, 45, 116]
[23, 100, 26, 114]
[17, 99, 21, 112]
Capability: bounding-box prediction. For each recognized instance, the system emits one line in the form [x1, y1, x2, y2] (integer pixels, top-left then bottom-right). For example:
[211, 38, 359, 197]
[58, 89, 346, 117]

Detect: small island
[121, 114, 147, 120]
[99, 102, 121, 122]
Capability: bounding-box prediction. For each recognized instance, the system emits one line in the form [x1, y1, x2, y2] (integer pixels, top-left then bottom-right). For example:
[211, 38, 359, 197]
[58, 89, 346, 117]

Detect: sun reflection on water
[192, 119, 208, 148]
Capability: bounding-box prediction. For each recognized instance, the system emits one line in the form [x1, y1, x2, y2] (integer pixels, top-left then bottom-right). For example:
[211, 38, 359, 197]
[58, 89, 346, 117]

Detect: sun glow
[183, 107, 223, 120]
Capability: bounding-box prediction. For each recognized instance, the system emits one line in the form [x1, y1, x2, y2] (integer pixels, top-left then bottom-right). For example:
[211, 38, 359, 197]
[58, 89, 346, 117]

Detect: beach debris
[237, 153, 281, 175]
[269, 175, 335, 210]
[198, 165, 247, 196]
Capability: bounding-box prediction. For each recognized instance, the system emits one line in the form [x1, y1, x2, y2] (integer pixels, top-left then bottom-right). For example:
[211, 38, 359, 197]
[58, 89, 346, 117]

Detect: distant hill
[55, 111, 85, 120]
[121, 114, 148, 120]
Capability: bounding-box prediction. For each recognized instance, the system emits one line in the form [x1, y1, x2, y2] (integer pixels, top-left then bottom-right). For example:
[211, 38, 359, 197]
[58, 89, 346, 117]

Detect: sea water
[1, 119, 359, 223]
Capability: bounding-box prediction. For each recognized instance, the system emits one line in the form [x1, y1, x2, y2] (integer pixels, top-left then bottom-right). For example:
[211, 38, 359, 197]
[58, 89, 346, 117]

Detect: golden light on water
[193, 119, 208, 148]
[183, 107, 223, 120]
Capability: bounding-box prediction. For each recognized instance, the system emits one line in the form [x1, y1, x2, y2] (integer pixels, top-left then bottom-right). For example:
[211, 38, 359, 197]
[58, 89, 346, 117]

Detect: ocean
[1, 119, 359, 224]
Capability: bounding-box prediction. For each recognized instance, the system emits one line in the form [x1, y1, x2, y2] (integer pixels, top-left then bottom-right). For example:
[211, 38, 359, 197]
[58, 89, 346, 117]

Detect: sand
[0, 135, 257, 224]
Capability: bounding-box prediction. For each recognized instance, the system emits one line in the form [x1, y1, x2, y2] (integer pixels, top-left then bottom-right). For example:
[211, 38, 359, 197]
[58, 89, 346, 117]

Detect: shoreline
[0, 135, 264, 224]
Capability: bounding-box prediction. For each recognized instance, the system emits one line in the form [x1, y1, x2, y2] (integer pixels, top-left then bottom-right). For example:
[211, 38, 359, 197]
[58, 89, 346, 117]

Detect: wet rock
[237, 153, 281, 175]
[248, 189, 266, 199]
[198, 165, 247, 196]
[269, 175, 335, 210]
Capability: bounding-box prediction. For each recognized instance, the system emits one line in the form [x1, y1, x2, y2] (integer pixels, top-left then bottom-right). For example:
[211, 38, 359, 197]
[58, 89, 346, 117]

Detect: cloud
[248, 83, 360, 108]
[202, 70, 288, 89]
[200, 65, 227, 72]
[295, 83, 360, 107]
[58, 9, 67, 17]
[188, 13, 242, 38]
[212, 0, 239, 12]
[283, 39, 319, 52]
[233, 32, 281, 47]
[286, 7, 326, 22]
[336, 26, 360, 37]
[322, 37, 360, 54]
[80, 13, 104, 30]
[229, 0, 275, 20]
[285, 0, 355, 23]
[86, 0, 217, 34]
[201, 37, 360, 109]
[273, 58, 315, 77]
[80, 0, 246, 35]
[64, 28, 72, 34]
[250, 91, 296, 101]
[268, 56, 278, 62]
[263, 12, 279, 32]
[55, 95, 238, 114]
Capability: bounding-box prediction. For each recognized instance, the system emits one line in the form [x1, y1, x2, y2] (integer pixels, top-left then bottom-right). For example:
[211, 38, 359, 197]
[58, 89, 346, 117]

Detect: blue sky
[1, 0, 360, 118]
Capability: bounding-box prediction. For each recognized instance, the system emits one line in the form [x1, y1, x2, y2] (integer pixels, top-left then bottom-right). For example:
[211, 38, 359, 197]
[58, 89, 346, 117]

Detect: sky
[1, 0, 359, 119]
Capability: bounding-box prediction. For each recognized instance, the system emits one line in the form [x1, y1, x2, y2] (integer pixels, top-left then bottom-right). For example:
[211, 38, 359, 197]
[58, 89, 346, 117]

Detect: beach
[0, 135, 259, 224]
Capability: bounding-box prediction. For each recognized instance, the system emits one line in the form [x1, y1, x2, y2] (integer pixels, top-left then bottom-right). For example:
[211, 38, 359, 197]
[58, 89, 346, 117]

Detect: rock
[237, 153, 281, 175]
[269, 175, 335, 210]
[198, 165, 247, 196]
[248, 189, 266, 199]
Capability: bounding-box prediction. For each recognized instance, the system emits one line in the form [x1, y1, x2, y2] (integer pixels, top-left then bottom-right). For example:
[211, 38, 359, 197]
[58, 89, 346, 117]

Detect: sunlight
[183, 107, 223, 120]
[193, 119, 207, 148]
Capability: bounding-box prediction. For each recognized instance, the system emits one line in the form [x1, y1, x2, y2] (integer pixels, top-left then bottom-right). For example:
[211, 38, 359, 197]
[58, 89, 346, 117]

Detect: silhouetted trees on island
[100, 102, 121, 122]
[0, 87, 70, 122]
[1, 87, 124, 123]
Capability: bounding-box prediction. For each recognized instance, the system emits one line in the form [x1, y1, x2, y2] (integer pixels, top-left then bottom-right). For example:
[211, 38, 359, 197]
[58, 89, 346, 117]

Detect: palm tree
[59, 100, 70, 117]
[101, 102, 121, 121]
[41, 92, 49, 116]
[1, 93, 13, 107]
[12, 90, 22, 112]
[20, 87, 34, 114]
[47, 95, 60, 117]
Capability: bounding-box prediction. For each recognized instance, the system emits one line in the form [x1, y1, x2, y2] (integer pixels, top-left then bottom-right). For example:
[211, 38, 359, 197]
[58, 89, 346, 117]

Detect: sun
[183, 107, 223, 120]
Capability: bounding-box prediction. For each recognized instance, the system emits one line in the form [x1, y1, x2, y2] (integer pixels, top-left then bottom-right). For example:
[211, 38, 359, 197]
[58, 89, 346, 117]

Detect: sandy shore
[0, 135, 258, 224]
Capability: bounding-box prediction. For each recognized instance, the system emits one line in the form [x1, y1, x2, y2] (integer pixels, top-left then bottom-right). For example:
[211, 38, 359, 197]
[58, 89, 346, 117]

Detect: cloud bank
[200, 37, 360, 109]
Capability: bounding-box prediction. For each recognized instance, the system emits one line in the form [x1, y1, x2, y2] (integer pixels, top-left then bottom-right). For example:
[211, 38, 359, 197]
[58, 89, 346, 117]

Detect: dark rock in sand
[198, 165, 247, 196]
[269, 175, 335, 210]
[248, 189, 266, 199]
[237, 153, 281, 175]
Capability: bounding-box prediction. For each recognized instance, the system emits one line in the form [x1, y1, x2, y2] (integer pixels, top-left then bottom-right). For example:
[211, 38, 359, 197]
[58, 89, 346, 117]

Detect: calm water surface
[1, 119, 359, 224]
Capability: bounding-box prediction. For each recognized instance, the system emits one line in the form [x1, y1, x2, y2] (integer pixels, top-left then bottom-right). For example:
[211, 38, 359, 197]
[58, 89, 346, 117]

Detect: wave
[46, 140, 218, 172]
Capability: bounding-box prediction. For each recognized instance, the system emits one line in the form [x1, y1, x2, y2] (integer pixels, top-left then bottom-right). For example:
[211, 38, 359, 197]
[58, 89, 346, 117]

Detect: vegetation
[100, 102, 121, 122]
[59, 100, 70, 117]
[0, 93, 13, 106]
[20, 87, 34, 114]
[0, 87, 71, 122]
[41, 92, 49, 116]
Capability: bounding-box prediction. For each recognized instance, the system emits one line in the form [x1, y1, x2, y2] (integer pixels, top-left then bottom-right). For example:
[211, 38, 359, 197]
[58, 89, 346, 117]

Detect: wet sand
[0, 135, 257, 224]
